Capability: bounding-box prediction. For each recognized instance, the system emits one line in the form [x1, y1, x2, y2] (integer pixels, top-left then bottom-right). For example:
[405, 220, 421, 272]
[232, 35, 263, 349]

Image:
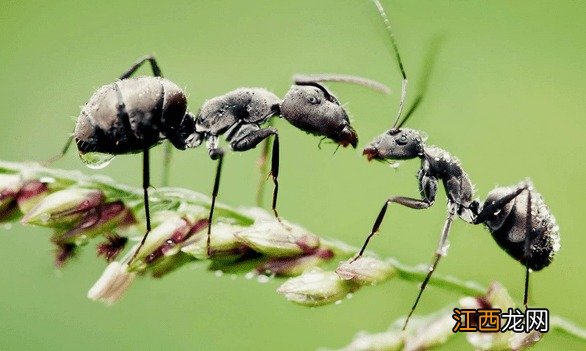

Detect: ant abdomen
[482, 184, 560, 271]
[75, 77, 187, 155]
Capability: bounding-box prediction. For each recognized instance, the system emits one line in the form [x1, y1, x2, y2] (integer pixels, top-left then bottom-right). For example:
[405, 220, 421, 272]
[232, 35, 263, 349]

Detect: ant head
[280, 82, 357, 148]
[363, 128, 426, 161]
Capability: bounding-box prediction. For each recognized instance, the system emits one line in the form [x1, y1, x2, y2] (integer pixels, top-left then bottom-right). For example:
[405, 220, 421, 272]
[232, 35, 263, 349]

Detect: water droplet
[335, 300, 342, 305]
[38, 177, 56, 184]
[301, 271, 323, 284]
[244, 272, 255, 280]
[39, 212, 51, 224]
[285, 292, 306, 303]
[257, 275, 270, 283]
[415, 263, 428, 271]
[439, 241, 451, 256]
[80, 152, 115, 169]
[214, 270, 223, 277]
[346, 293, 353, 299]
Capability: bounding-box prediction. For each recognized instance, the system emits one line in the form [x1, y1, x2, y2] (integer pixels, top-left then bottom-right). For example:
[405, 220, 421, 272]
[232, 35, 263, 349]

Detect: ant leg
[255, 131, 272, 207]
[161, 141, 172, 187]
[355, 196, 433, 259]
[129, 148, 152, 264]
[356, 171, 437, 258]
[269, 133, 280, 219]
[43, 133, 74, 165]
[118, 56, 173, 186]
[206, 147, 224, 257]
[523, 187, 533, 308]
[230, 126, 279, 217]
[119, 55, 163, 79]
[403, 204, 457, 330]
[473, 182, 531, 224]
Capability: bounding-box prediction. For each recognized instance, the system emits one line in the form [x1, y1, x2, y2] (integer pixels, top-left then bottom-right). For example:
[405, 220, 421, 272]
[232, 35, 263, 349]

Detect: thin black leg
[355, 196, 433, 259]
[119, 55, 163, 79]
[523, 188, 533, 308]
[207, 153, 224, 256]
[130, 148, 152, 263]
[270, 134, 280, 219]
[229, 126, 279, 218]
[524, 265, 530, 308]
[118, 55, 171, 187]
[43, 134, 74, 165]
[474, 183, 530, 224]
[255, 135, 272, 207]
[403, 204, 457, 330]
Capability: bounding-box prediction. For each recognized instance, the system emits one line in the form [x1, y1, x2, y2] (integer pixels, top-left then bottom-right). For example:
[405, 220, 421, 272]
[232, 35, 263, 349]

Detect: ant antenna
[293, 74, 391, 95]
[372, 0, 408, 130]
[293, 80, 336, 102]
[398, 35, 443, 128]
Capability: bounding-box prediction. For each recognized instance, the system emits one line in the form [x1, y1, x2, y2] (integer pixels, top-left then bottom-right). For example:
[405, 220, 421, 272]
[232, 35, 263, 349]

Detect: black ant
[50, 56, 204, 263]
[352, 0, 560, 330]
[196, 73, 390, 252]
[51, 55, 389, 263]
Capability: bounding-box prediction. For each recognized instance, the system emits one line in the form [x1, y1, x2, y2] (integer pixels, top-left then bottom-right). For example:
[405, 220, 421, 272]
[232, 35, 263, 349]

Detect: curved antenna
[293, 74, 391, 95]
[398, 36, 443, 128]
[372, 0, 408, 129]
[293, 80, 336, 102]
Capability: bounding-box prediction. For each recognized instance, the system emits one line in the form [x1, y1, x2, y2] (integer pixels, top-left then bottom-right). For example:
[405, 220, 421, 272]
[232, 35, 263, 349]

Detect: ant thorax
[423, 145, 476, 212]
[196, 88, 280, 136]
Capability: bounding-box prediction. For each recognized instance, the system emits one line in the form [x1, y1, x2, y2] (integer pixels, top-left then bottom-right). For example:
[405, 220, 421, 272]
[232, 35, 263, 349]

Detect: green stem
[320, 238, 486, 296]
[390, 258, 486, 296]
[551, 316, 586, 340]
[0, 161, 254, 226]
[1, 160, 584, 343]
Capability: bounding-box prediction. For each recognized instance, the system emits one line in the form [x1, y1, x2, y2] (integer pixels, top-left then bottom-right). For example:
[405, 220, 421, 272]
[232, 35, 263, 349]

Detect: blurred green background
[0, 0, 584, 350]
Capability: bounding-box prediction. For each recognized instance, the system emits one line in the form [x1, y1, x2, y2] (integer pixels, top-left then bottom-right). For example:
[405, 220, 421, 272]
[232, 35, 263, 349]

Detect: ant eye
[307, 96, 320, 105]
[396, 134, 408, 145]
